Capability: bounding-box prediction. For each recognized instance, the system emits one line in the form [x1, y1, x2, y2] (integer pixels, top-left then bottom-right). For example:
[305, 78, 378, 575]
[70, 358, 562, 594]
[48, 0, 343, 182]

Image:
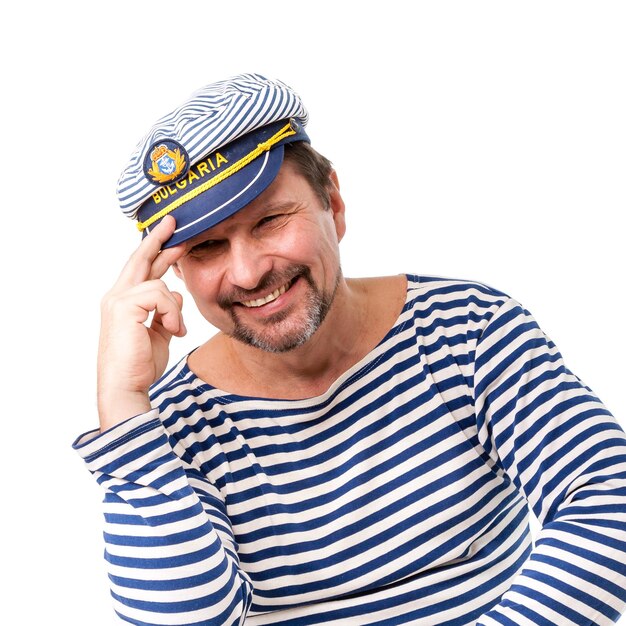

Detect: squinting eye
[258, 214, 282, 227]
[189, 240, 222, 256]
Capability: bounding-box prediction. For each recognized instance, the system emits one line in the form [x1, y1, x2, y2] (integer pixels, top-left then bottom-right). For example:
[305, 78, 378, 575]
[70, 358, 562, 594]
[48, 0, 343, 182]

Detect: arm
[97, 215, 187, 432]
[473, 298, 626, 625]
[77, 216, 253, 624]
[74, 410, 254, 625]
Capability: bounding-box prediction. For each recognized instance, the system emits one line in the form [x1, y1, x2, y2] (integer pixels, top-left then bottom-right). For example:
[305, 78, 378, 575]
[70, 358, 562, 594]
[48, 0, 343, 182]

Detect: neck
[224, 277, 369, 392]
[190, 274, 407, 400]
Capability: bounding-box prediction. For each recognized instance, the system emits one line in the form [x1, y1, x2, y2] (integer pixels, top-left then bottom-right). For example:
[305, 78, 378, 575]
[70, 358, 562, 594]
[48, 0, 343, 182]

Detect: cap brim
[142, 146, 285, 249]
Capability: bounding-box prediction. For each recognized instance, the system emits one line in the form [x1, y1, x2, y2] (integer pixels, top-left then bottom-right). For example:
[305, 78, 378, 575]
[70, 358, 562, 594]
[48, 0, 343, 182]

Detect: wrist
[97, 390, 152, 433]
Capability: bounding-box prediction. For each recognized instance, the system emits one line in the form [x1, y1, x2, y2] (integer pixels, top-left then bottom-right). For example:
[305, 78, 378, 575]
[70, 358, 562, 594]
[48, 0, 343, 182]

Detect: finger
[152, 289, 184, 328]
[106, 280, 182, 326]
[131, 289, 184, 336]
[116, 215, 178, 288]
[148, 243, 186, 281]
[151, 291, 186, 340]
[171, 291, 183, 310]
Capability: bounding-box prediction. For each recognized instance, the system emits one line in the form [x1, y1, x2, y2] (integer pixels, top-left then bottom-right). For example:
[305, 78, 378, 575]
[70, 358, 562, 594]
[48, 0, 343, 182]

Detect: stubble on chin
[225, 266, 340, 354]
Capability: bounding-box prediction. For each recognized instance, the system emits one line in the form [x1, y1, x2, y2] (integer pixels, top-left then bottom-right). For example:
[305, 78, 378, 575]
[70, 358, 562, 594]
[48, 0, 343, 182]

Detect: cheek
[177, 261, 221, 299]
[281, 234, 315, 259]
[280, 218, 338, 260]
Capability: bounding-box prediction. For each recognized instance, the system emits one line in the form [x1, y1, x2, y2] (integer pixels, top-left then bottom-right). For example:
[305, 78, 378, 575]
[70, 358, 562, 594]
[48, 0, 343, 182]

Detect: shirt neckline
[178, 274, 417, 405]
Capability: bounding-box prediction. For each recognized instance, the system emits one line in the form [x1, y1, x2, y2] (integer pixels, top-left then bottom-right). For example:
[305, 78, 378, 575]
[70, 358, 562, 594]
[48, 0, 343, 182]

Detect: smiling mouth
[240, 278, 296, 308]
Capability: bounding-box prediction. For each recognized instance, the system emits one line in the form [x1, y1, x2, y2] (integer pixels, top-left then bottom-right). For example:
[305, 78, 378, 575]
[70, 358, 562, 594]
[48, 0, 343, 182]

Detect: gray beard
[226, 266, 340, 354]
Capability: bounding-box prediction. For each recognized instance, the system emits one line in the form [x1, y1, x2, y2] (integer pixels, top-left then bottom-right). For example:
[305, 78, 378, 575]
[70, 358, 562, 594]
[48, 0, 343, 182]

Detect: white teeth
[241, 282, 289, 308]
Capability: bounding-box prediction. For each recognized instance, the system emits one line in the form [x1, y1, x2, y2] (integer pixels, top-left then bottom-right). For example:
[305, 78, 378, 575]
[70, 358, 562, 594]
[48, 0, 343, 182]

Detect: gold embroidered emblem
[147, 144, 187, 184]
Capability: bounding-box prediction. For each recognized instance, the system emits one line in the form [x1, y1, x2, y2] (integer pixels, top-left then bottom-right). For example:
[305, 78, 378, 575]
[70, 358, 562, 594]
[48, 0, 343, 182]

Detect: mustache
[217, 265, 311, 309]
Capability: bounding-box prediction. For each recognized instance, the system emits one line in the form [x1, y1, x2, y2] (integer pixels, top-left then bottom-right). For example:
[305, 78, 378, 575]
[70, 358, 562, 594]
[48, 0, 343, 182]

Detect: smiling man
[75, 74, 626, 626]
[175, 157, 346, 357]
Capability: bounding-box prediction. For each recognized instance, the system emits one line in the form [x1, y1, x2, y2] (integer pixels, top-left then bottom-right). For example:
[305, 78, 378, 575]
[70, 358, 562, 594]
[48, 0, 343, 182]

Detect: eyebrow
[249, 200, 302, 217]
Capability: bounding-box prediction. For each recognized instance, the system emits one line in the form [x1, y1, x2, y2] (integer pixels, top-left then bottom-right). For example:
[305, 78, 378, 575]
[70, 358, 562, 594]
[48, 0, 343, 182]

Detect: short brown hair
[283, 142, 334, 209]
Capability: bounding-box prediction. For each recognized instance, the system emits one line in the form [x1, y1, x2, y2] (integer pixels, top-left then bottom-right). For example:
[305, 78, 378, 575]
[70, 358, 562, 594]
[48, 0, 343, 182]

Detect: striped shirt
[74, 275, 626, 625]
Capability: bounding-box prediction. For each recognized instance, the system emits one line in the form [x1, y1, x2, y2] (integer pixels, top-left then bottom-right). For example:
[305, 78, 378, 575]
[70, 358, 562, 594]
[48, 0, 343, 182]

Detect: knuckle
[146, 278, 168, 295]
[100, 290, 116, 311]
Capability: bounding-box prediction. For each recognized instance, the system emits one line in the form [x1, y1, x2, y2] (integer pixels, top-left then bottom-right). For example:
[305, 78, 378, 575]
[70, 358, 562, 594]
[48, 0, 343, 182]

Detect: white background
[1, 1, 624, 623]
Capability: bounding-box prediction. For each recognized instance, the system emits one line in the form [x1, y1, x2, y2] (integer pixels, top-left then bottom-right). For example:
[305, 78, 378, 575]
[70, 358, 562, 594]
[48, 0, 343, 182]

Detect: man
[75, 73, 626, 625]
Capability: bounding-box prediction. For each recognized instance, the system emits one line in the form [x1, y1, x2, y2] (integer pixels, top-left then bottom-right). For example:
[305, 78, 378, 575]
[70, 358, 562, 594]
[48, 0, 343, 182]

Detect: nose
[225, 237, 273, 290]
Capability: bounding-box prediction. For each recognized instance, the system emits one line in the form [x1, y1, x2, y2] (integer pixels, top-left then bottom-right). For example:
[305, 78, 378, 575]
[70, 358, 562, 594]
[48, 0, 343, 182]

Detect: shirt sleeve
[72, 409, 254, 626]
[472, 297, 626, 625]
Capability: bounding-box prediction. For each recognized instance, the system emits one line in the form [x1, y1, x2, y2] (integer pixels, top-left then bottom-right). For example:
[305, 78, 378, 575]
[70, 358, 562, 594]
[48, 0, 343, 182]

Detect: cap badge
[144, 140, 189, 184]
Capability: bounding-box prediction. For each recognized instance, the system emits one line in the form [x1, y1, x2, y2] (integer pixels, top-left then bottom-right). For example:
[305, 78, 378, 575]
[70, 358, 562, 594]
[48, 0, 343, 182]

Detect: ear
[328, 170, 346, 242]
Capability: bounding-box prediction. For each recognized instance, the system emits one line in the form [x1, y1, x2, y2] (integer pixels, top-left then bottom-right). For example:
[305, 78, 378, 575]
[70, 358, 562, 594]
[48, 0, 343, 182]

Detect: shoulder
[396, 274, 517, 344]
[405, 273, 510, 309]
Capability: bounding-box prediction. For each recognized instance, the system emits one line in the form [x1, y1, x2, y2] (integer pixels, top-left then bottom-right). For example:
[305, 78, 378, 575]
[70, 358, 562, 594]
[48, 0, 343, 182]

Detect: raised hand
[97, 216, 187, 432]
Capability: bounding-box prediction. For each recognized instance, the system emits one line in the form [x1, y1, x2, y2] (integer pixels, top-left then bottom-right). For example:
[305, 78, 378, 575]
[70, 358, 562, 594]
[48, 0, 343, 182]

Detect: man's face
[173, 160, 346, 353]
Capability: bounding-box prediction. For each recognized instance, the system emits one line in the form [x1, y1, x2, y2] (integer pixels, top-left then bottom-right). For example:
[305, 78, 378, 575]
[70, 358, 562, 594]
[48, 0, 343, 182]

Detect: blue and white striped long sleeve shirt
[74, 275, 626, 625]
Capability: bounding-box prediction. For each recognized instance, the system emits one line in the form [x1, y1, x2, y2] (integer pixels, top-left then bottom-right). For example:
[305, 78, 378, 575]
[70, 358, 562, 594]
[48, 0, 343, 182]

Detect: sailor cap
[116, 73, 309, 248]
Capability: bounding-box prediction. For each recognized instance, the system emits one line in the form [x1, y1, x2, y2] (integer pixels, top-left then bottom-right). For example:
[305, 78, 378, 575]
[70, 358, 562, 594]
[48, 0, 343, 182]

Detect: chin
[231, 316, 320, 353]
[231, 278, 338, 353]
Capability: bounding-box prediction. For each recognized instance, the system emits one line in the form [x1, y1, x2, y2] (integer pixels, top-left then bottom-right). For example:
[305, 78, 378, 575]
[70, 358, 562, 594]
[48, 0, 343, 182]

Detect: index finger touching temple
[119, 216, 180, 286]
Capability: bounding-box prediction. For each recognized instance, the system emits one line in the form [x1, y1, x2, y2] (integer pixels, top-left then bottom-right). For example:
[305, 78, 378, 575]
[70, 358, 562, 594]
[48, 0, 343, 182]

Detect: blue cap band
[136, 118, 309, 248]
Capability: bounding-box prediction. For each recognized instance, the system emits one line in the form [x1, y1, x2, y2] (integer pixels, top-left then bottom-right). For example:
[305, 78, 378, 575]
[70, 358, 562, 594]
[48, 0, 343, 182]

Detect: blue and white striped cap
[116, 73, 309, 248]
